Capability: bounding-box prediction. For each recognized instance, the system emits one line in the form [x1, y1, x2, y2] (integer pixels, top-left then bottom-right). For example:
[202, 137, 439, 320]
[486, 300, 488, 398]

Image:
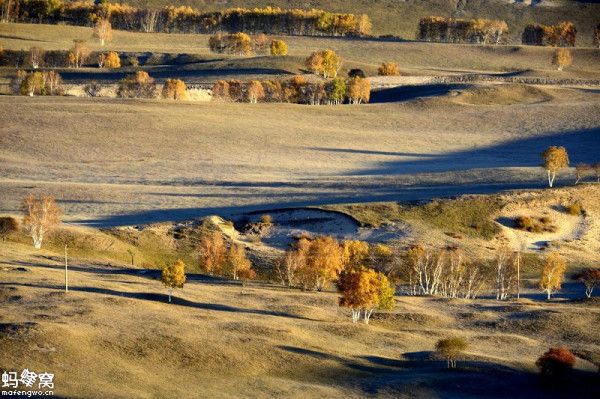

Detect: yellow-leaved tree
[162, 79, 188, 100]
[306, 235, 344, 291]
[552, 48, 572, 71]
[539, 252, 567, 300]
[338, 267, 394, 324]
[270, 39, 288, 56]
[341, 239, 370, 270]
[161, 259, 186, 303]
[197, 230, 226, 276]
[541, 146, 569, 187]
[224, 243, 251, 280]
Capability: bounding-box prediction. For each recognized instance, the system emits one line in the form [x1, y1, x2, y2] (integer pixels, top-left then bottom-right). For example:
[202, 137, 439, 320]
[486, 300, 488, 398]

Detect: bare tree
[21, 194, 61, 249]
[28, 47, 45, 69]
[495, 246, 516, 301]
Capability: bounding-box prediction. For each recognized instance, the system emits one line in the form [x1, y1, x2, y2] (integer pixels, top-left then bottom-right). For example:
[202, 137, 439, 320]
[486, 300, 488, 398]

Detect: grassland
[1, 238, 599, 398]
[100, 0, 600, 45]
[1, 23, 600, 81]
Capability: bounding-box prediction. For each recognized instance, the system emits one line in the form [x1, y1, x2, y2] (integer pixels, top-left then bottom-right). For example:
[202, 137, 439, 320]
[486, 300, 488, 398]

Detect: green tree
[436, 337, 468, 368]
[326, 78, 346, 105]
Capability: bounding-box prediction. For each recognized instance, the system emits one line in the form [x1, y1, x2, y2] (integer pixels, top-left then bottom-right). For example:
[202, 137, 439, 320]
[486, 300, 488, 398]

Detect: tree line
[522, 21, 577, 47]
[212, 75, 370, 105]
[417, 16, 509, 44]
[0, 1, 371, 36]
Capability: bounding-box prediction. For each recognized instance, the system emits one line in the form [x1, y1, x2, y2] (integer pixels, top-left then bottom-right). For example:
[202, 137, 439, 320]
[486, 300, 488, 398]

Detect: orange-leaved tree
[539, 251, 567, 300]
[574, 268, 600, 298]
[541, 146, 569, 187]
[161, 259, 186, 303]
[197, 230, 227, 276]
[22, 194, 61, 249]
[536, 347, 576, 377]
[225, 243, 251, 280]
[93, 18, 113, 46]
[338, 267, 394, 324]
[162, 78, 188, 100]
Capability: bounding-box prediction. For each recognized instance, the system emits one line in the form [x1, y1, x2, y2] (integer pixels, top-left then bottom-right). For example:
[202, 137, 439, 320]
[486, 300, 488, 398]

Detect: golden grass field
[0, 19, 599, 398]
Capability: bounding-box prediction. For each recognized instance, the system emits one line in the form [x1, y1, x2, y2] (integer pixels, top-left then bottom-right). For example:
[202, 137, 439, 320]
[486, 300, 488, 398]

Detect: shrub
[0, 217, 19, 241]
[99, 51, 121, 68]
[270, 39, 288, 56]
[436, 337, 468, 368]
[126, 55, 140, 67]
[117, 71, 157, 98]
[565, 203, 582, 216]
[536, 347, 576, 377]
[162, 78, 187, 100]
[378, 61, 400, 76]
[348, 69, 365, 78]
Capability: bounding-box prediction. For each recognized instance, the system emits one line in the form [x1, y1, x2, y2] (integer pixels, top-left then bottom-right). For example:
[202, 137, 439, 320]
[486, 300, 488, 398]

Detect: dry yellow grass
[1, 240, 599, 398]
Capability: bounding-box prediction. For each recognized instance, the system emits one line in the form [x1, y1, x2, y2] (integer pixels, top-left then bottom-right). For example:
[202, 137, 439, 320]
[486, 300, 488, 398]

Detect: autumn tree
[305, 49, 341, 78]
[370, 244, 401, 282]
[161, 259, 186, 303]
[0, 217, 18, 241]
[20, 72, 45, 96]
[27, 46, 45, 69]
[356, 14, 372, 36]
[305, 235, 344, 290]
[93, 18, 112, 46]
[246, 80, 265, 103]
[21, 194, 61, 249]
[270, 39, 288, 56]
[594, 24, 600, 48]
[99, 51, 121, 68]
[341, 239, 370, 270]
[552, 48, 572, 71]
[574, 268, 600, 298]
[68, 40, 90, 68]
[536, 347, 576, 377]
[378, 62, 400, 76]
[212, 80, 230, 101]
[541, 146, 569, 187]
[253, 33, 269, 54]
[117, 71, 157, 98]
[197, 230, 226, 276]
[162, 78, 187, 100]
[436, 337, 468, 369]
[42, 71, 61, 95]
[277, 237, 310, 286]
[224, 243, 251, 280]
[338, 267, 394, 324]
[346, 77, 370, 104]
[236, 259, 257, 293]
[209, 32, 253, 55]
[539, 252, 567, 300]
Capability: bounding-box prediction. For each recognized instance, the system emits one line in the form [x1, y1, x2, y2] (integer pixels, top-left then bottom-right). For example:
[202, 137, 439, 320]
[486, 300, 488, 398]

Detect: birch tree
[541, 146, 569, 187]
[539, 252, 567, 300]
[161, 259, 186, 303]
[21, 194, 61, 249]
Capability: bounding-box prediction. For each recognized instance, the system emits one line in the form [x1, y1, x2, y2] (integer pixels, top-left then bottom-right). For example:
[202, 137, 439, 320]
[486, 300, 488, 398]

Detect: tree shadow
[0, 282, 315, 321]
[370, 83, 471, 103]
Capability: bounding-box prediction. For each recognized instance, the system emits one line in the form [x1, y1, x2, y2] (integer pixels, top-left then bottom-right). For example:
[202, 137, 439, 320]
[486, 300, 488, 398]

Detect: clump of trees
[541, 146, 569, 187]
[338, 266, 394, 324]
[270, 39, 288, 56]
[98, 51, 121, 68]
[117, 71, 157, 98]
[197, 230, 256, 283]
[15, 70, 63, 96]
[552, 48, 572, 71]
[162, 78, 187, 100]
[0, 217, 18, 241]
[436, 337, 469, 369]
[305, 49, 342, 78]
[536, 347, 576, 377]
[161, 259, 186, 302]
[378, 62, 400, 76]
[417, 16, 508, 44]
[209, 32, 253, 55]
[539, 252, 567, 300]
[2, 2, 371, 37]
[574, 268, 600, 298]
[211, 74, 370, 105]
[68, 40, 91, 68]
[21, 194, 61, 249]
[522, 21, 577, 47]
